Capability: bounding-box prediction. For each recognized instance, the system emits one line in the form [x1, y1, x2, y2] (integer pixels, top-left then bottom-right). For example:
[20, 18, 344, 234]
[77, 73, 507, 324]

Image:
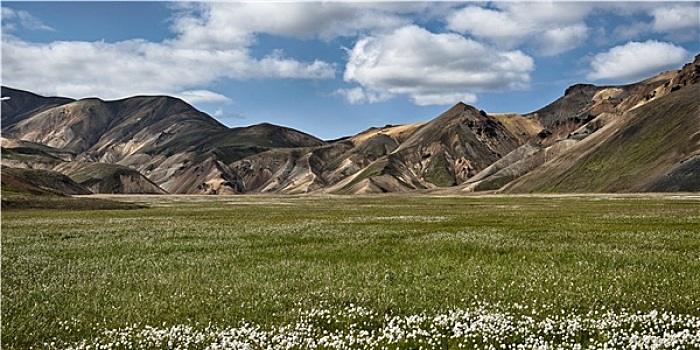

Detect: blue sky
[2, 1, 698, 140]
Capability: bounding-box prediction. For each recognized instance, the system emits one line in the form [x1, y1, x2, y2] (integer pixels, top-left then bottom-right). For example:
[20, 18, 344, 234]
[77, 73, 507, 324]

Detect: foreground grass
[2, 194, 700, 349]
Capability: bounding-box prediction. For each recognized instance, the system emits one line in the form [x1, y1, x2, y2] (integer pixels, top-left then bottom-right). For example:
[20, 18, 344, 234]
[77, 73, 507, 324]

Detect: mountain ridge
[2, 54, 698, 196]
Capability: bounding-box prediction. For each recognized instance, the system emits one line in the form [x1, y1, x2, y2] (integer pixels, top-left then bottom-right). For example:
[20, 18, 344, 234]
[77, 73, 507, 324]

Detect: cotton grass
[5, 194, 699, 349]
[53, 302, 700, 350]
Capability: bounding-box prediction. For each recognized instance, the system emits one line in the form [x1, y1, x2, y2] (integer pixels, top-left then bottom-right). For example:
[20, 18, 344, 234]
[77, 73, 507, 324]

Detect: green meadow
[3, 194, 700, 349]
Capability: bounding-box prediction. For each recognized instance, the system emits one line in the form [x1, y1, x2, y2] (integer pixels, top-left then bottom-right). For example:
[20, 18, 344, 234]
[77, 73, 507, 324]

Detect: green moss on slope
[424, 152, 455, 187]
[68, 163, 144, 193]
[335, 160, 389, 194]
[520, 85, 699, 193]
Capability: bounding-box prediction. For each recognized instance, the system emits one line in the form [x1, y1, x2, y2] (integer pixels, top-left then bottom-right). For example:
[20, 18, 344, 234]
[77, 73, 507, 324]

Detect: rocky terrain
[2, 55, 698, 195]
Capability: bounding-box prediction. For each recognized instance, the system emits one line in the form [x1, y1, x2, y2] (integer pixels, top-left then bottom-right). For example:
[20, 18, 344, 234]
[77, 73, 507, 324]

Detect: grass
[2, 194, 699, 349]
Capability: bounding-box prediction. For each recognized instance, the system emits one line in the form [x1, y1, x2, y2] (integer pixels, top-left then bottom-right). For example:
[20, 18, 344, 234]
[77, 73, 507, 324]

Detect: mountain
[222, 103, 537, 194]
[465, 54, 700, 193]
[1, 167, 91, 196]
[501, 84, 699, 193]
[53, 162, 168, 194]
[1, 88, 325, 195]
[0, 167, 144, 210]
[1, 87, 75, 127]
[2, 54, 698, 196]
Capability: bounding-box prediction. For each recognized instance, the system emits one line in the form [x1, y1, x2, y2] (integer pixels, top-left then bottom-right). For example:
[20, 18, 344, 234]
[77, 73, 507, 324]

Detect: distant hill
[2, 54, 698, 195]
[1, 88, 325, 195]
[1, 167, 91, 196]
[54, 162, 168, 194]
[0, 167, 143, 210]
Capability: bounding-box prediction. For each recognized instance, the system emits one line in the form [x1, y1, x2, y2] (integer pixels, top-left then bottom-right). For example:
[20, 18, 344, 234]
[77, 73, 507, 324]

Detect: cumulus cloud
[341, 25, 533, 106]
[1, 4, 339, 105]
[649, 4, 700, 41]
[540, 24, 589, 56]
[651, 5, 700, 32]
[610, 3, 699, 43]
[335, 87, 392, 105]
[3, 2, 442, 104]
[446, 3, 592, 56]
[169, 2, 415, 49]
[587, 40, 690, 82]
[446, 6, 528, 47]
[2, 36, 336, 102]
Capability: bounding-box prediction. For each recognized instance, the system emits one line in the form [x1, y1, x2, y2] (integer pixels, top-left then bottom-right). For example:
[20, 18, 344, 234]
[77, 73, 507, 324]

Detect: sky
[2, 1, 698, 140]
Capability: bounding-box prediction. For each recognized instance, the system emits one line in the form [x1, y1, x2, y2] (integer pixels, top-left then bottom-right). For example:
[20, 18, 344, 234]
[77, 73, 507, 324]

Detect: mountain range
[2, 54, 698, 196]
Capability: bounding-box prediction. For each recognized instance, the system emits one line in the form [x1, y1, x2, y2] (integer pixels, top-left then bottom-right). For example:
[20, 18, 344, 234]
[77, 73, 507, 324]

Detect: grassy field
[2, 194, 700, 349]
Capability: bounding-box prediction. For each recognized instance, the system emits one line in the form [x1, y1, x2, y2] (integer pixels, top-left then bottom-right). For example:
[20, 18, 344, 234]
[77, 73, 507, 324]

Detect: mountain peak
[564, 84, 597, 96]
[434, 101, 475, 117]
[447, 101, 473, 112]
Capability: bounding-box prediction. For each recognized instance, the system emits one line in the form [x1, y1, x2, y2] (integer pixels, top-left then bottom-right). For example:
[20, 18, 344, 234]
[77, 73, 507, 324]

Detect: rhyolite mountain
[1, 87, 325, 194]
[2, 55, 698, 195]
[460, 54, 699, 193]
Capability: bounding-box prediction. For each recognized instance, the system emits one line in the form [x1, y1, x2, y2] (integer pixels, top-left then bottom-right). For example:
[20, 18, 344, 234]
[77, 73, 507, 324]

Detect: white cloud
[2, 7, 54, 32]
[446, 6, 528, 48]
[412, 92, 477, 107]
[446, 3, 592, 56]
[334, 87, 392, 105]
[342, 25, 533, 106]
[2, 37, 335, 101]
[1, 4, 337, 105]
[4, 2, 440, 104]
[540, 24, 588, 57]
[649, 4, 700, 41]
[175, 90, 232, 104]
[259, 50, 336, 80]
[608, 3, 700, 43]
[587, 40, 690, 82]
[651, 5, 699, 32]
[169, 2, 414, 49]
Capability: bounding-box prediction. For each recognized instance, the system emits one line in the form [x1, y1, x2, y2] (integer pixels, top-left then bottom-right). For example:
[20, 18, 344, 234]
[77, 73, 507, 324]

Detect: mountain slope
[388, 103, 528, 186]
[1, 167, 91, 196]
[525, 66, 681, 145]
[222, 103, 535, 194]
[0, 86, 75, 126]
[2, 55, 697, 195]
[1, 91, 326, 194]
[459, 54, 700, 194]
[0, 167, 144, 210]
[502, 84, 699, 193]
[2, 94, 226, 158]
[54, 162, 168, 194]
